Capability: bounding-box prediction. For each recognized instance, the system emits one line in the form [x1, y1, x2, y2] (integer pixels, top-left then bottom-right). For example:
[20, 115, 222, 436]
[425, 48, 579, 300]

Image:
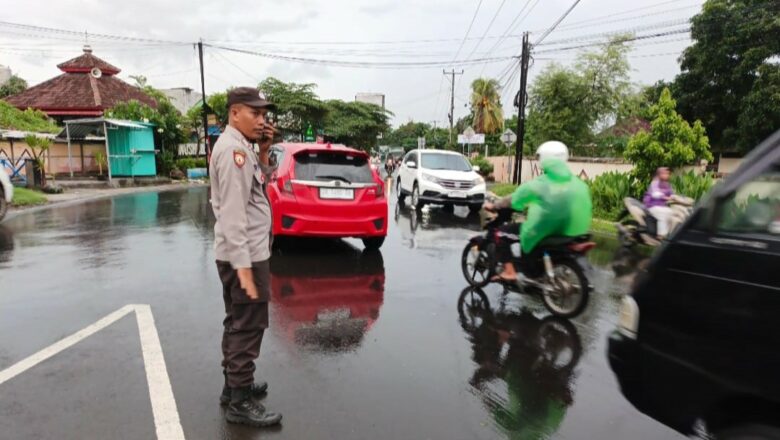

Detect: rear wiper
[315, 175, 352, 184]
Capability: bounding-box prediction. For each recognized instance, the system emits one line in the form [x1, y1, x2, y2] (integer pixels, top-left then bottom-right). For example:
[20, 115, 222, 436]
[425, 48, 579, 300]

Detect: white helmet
[537, 141, 569, 162]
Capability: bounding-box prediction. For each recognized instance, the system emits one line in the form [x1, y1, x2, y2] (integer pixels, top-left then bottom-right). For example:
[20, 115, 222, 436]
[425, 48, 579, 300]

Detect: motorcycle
[616, 195, 694, 247]
[460, 207, 595, 318]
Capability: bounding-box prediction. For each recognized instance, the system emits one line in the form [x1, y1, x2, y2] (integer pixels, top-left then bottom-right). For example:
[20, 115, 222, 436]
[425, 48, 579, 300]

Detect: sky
[1, 0, 703, 127]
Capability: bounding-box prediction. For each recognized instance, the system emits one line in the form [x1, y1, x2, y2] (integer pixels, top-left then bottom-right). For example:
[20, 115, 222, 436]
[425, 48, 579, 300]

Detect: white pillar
[65, 123, 73, 178]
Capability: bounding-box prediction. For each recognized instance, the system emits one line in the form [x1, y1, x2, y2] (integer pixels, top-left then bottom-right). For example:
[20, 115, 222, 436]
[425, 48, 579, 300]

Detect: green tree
[0, 100, 58, 133]
[259, 78, 327, 138]
[384, 121, 431, 149]
[322, 100, 392, 150]
[526, 38, 632, 150]
[470, 78, 504, 134]
[624, 88, 713, 185]
[0, 75, 28, 99]
[672, 0, 780, 153]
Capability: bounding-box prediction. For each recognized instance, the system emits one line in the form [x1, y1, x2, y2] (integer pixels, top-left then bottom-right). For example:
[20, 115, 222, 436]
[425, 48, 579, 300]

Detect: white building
[355, 93, 385, 109]
[0, 65, 12, 86]
[161, 87, 203, 114]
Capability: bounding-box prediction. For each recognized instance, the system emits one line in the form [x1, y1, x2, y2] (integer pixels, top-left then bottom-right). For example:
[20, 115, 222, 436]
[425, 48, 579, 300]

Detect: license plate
[449, 191, 467, 199]
[320, 187, 354, 200]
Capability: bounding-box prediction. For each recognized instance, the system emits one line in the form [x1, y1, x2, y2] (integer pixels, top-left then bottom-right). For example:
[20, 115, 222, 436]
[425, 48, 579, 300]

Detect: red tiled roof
[57, 48, 121, 75]
[5, 72, 158, 116]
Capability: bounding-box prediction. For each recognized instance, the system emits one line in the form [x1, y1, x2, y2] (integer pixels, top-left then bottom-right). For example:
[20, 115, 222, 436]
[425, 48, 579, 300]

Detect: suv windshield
[294, 151, 374, 183]
[420, 153, 472, 171]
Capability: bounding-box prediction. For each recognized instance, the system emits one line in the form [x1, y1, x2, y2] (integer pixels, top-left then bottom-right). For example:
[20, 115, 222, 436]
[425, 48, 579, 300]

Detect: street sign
[458, 127, 484, 145]
[304, 124, 315, 142]
[501, 128, 517, 146]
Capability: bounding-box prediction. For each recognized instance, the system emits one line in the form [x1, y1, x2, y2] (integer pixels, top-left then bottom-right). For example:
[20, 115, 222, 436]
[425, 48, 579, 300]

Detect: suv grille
[438, 179, 474, 190]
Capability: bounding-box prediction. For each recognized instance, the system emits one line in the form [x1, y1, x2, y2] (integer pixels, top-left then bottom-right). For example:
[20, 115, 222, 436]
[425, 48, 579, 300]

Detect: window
[420, 153, 472, 171]
[294, 151, 374, 183]
[716, 168, 780, 235]
[403, 151, 417, 166]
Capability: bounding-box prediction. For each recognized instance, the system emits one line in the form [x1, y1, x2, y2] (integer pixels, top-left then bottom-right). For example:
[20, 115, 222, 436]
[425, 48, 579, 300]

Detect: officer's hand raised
[258, 121, 278, 151]
[237, 267, 259, 300]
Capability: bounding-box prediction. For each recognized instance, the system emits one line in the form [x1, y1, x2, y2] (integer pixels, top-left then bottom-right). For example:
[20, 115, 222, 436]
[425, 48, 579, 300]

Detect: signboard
[501, 128, 517, 146]
[304, 124, 315, 142]
[457, 133, 485, 144]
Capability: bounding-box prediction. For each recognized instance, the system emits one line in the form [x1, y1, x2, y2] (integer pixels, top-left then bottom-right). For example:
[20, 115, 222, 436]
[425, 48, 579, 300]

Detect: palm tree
[470, 78, 504, 134]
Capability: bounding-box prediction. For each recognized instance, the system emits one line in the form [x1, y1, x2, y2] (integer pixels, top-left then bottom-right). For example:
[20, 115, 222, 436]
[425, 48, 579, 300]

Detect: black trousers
[496, 222, 522, 263]
[216, 260, 270, 388]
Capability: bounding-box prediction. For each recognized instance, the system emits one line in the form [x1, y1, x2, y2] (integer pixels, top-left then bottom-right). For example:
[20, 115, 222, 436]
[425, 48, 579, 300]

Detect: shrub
[670, 170, 716, 201]
[158, 151, 176, 176]
[491, 183, 517, 197]
[470, 155, 494, 176]
[175, 157, 208, 170]
[587, 171, 632, 221]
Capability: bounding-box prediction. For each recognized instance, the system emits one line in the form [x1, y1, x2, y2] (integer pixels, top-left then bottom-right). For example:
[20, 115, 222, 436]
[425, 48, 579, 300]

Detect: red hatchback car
[267, 143, 388, 249]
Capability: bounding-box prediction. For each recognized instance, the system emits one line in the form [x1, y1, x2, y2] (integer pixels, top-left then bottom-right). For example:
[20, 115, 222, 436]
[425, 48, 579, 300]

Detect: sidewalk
[6, 181, 208, 219]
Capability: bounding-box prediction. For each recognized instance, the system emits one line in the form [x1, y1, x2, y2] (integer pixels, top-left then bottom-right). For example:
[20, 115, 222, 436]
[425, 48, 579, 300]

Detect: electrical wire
[534, 0, 583, 45]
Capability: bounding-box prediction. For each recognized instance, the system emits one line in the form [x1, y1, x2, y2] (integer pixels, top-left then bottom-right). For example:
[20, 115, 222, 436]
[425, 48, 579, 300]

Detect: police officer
[210, 86, 282, 427]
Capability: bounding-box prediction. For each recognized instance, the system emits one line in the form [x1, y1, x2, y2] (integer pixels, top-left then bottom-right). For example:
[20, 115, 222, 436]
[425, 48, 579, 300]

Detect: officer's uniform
[210, 124, 274, 389]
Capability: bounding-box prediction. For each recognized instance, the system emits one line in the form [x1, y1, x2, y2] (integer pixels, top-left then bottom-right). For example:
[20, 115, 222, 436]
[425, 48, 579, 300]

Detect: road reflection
[0, 225, 13, 264]
[393, 202, 481, 249]
[270, 239, 385, 353]
[458, 287, 582, 439]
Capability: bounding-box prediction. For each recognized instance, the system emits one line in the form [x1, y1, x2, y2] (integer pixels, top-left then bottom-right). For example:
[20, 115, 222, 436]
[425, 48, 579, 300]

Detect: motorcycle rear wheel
[541, 259, 589, 318]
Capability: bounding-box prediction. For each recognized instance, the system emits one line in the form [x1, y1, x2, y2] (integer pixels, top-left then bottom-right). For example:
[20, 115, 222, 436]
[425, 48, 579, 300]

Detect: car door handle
[709, 237, 768, 250]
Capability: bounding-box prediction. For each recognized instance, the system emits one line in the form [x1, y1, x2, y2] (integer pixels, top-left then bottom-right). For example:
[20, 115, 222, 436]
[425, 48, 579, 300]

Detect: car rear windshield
[421, 153, 471, 171]
[294, 151, 374, 183]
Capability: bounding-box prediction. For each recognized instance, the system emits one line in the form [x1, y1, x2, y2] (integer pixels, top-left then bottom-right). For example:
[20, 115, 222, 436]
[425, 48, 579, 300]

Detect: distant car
[0, 170, 13, 221]
[608, 130, 780, 439]
[396, 149, 486, 211]
[267, 143, 388, 250]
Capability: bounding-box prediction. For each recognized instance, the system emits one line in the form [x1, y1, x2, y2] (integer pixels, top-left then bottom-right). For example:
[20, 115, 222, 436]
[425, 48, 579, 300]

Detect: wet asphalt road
[0, 187, 685, 440]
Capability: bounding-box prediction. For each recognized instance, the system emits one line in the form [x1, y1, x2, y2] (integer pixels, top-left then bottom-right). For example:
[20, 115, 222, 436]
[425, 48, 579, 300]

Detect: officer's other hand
[258, 122, 277, 151]
[237, 268, 259, 300]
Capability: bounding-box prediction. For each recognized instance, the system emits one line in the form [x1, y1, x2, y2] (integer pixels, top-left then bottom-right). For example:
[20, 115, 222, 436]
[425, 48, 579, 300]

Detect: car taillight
[278, 178, 294, 195]
[372, 183, 384, 198]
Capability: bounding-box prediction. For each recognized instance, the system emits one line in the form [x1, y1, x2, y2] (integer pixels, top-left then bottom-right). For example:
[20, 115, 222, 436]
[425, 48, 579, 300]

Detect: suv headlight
[422, 173, 441, 184]
[617, 296, 639, 339]
[473, 176, 485, 185]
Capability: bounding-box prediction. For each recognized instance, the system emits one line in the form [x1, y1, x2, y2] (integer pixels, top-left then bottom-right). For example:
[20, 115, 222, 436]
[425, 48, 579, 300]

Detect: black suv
[608, 130, 780, 439]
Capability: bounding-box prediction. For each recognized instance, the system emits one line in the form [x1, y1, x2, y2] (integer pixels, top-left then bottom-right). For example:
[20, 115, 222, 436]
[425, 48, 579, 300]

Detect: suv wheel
[412, 183, 423, 211]
[0, 191, 7, 221]
[396, 178, 405, 203]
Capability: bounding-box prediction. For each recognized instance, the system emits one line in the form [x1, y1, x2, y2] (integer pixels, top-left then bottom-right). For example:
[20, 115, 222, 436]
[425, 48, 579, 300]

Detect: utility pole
[513, 33, 531, 185]
[443, 69, 463, 145]
[197, 40, 210, 171]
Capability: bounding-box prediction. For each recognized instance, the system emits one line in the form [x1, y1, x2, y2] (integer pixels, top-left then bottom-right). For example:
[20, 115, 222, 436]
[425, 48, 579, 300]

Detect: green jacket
[509, 158, 592, 252]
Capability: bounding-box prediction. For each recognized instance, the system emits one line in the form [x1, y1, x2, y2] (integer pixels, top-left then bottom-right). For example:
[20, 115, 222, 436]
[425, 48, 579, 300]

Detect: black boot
[220, 371, 268, 405]
[225, 386, 282, 427]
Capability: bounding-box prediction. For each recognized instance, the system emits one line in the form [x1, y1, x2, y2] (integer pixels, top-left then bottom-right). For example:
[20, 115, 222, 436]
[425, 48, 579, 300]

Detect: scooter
[460, 207, 595, 318]
[616, 195, 694, 247]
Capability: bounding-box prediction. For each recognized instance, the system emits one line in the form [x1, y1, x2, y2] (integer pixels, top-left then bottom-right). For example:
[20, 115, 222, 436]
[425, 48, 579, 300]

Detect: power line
[534, 28, 691, 54]
[537, 18, 691, 46]
[464, 0, 508, 61]
[0, 21, 189, 45]
[534, 0, 583, 45]
[450, 0, 485, 63]
[207, 44, 515, 69]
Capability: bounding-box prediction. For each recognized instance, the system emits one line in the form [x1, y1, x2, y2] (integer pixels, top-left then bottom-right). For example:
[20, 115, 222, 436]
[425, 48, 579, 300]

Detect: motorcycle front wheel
[541, 259, 590, 318]
[461, 241, 495, 287]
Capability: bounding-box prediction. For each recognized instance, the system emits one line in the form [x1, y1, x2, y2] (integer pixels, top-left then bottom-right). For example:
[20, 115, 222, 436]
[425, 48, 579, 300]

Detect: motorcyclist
[483, 141, 592, 282]
[643, 167, 674, 237]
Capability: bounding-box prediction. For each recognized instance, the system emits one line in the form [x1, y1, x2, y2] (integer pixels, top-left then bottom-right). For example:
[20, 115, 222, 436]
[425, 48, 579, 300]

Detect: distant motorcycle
[460, 207, 595, 318]
[616, 195, 694, 247]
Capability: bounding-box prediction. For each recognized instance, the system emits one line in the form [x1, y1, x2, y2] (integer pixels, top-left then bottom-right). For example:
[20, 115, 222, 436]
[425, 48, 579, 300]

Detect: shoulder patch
[233, 150, 246, 168]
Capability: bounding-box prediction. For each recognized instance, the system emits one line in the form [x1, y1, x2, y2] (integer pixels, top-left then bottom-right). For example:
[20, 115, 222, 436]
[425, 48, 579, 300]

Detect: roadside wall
[0, 138, 106, 178]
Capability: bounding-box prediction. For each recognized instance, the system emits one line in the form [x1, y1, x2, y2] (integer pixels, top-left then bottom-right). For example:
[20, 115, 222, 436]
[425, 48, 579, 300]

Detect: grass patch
[489, 183, 517, 197]
[11, 187, 48, 206]
[591, 218, 617, 236]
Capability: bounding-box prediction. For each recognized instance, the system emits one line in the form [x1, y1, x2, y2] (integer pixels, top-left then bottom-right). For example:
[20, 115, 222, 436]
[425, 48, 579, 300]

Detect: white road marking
[0, 304, 186, 440]
[134, 304, 185, 440]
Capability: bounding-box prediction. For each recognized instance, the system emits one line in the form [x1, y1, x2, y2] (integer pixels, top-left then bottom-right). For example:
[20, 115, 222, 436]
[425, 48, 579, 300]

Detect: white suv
[395, 149, 486, 211]
[0, 169, 13, 221]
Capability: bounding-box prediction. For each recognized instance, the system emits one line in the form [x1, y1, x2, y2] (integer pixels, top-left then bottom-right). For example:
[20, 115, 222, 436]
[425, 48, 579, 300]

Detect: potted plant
[23, 135, 51, 188]
[94, 151, 108, 180]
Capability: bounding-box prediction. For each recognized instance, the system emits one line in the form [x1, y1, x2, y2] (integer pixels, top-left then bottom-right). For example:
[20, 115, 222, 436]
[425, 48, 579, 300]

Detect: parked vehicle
[396, 149, 486, 211]
[267, 143, 388, 250]
[608, 130, 780, 439]
[0, 170, 13, 221]
[461, 207, 595, 318]
[617, 194, 694, 247]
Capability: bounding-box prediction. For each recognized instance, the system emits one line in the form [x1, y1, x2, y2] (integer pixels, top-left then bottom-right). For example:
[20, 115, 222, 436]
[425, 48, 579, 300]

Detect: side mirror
[406, 161, 416, 168]
[472, 165, 480, 172]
